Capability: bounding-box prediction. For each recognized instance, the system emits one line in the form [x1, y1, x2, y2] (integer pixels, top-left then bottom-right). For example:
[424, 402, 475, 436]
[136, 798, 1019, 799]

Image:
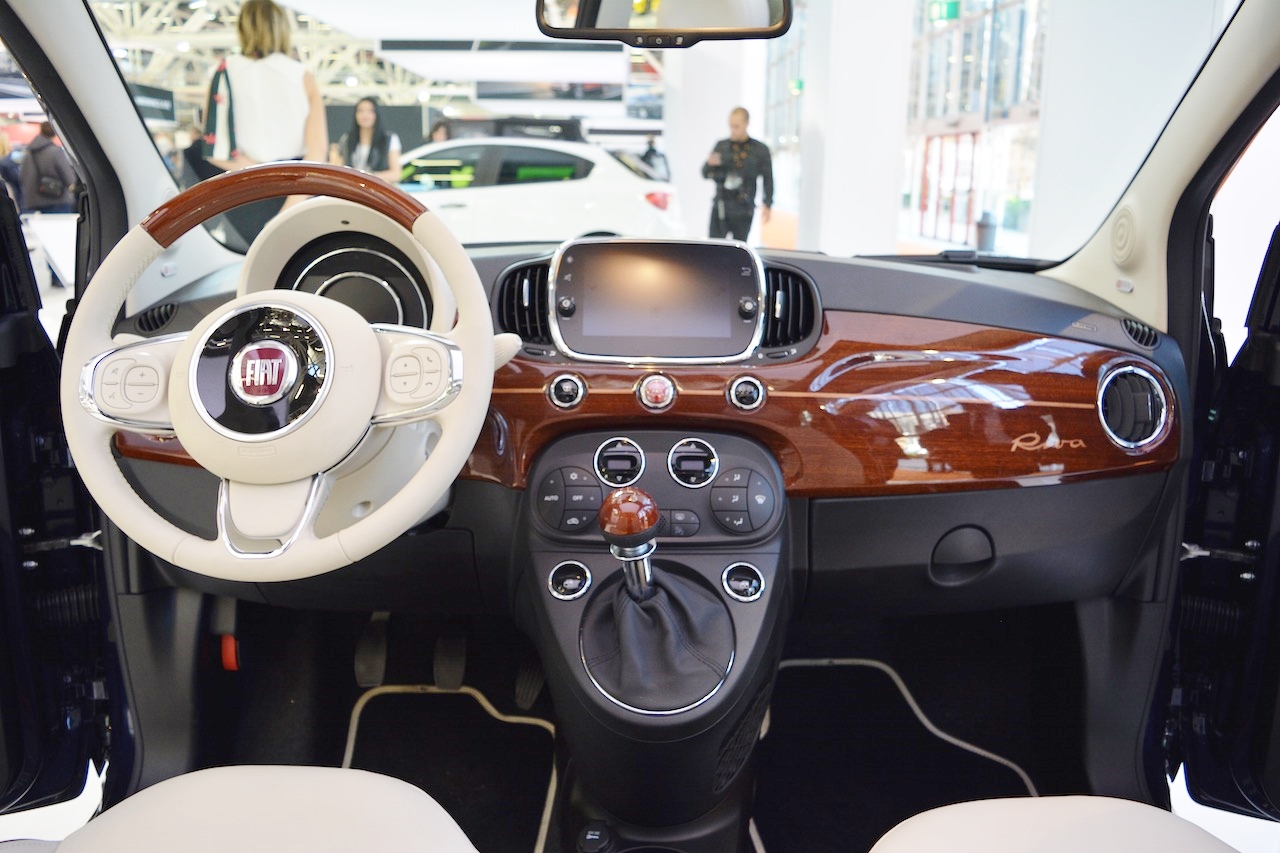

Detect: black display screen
[550, 240, 763, 361]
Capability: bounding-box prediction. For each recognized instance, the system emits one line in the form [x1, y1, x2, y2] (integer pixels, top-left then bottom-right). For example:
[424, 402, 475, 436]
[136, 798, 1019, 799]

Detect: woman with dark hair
[330, 97, 402, 184]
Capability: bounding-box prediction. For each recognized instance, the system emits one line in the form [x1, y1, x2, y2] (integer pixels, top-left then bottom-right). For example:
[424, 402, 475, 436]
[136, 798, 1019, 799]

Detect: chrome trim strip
[215, 473, 331, 560]
[726, 376, 766, 411]
[296, 246, 427, 327]
[78, 332, 186, 435]
[369, 325, 465, 426]
[593, 435, 645, 487]
[1097, 364, 1169, 449]
[722, 562, 766, 603]
[189, 301, 334, 443]
[579, 642, 734, 717]
[667, 437, 719, 489]
[548, 560, 593, 601]
[317, 271, 405, 325]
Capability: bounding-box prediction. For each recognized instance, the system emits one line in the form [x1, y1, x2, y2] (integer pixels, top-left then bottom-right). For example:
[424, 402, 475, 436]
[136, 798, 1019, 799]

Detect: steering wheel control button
[747, 471, 776, 528]
[549, 561, 592, 601]
[595, 437, 645, 487]
[123, 365, 161, 404]
[728, 376, 766, 411]
[667, 438, 719, 488]
[389, 355, 421, 394]
[637, 373, 676, 411]
[384, 342, 448, 405]
[96, 357, 136, 412]
[549, 373, 586, 409]
[195, 306, 328, 438]
[722, 563, 766, 603]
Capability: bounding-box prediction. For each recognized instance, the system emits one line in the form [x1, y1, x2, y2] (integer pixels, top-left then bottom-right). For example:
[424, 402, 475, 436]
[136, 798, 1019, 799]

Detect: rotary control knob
[548, 373, 585, 409]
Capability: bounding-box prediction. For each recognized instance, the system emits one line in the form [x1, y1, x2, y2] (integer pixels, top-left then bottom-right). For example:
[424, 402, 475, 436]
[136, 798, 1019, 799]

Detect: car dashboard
[108, 234, 1184, 621]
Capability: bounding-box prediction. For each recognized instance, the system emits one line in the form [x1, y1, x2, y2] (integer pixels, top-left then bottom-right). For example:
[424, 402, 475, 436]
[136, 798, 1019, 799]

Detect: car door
[397, 144, 495, 244]
[1175, 201, 1280, 818]
[485, 144, 599, 241]
[0, 187, 108, 816]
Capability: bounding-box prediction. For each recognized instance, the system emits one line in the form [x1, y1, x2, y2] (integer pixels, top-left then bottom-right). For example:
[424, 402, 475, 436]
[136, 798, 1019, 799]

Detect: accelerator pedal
[433, 625, 467, 691]
[354, 612, 390, 688]
[515, 653, 546, 711]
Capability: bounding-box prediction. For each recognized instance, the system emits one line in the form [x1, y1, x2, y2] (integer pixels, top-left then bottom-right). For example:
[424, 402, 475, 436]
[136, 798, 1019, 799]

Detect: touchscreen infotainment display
[549, 240, 764, 361]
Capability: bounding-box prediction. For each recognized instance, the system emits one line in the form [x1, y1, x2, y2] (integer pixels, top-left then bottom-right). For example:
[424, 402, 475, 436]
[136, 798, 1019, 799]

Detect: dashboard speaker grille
[1121, 318, 1159, 349]
[136, 303, 177, 333]
[496, 262, 552, 345]
[1099, 366, 1167, 448]
[762, 267, 817, 349]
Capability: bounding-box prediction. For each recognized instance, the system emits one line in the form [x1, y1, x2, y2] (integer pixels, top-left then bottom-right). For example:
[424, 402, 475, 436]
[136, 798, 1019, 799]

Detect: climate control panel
[528, 430, 785, 544]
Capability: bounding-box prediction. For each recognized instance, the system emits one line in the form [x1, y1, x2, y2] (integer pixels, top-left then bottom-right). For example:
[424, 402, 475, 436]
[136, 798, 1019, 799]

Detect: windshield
[80, 0, 1237, 260]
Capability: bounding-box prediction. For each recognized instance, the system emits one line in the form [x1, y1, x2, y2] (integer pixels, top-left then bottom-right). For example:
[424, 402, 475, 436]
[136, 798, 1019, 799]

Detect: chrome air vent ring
[1098, 365, 1168, 449]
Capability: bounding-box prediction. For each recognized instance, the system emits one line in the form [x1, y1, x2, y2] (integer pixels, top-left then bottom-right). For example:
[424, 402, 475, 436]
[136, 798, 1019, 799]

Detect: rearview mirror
[537, 0, 791, 48]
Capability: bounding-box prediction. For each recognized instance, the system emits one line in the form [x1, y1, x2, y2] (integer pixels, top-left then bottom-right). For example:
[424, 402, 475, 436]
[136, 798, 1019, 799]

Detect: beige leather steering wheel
[59, 163, 495, 582]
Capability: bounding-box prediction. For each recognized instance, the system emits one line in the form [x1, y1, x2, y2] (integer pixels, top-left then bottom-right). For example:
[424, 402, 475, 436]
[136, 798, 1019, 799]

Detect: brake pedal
[433, 626, 467, 690]
[354, 612, 390, 688]
[515, 653, 545, 711]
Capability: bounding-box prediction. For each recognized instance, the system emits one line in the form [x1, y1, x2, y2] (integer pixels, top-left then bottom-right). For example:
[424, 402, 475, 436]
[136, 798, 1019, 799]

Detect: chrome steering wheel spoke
[370, 324, 464, 427]
[79, 333, 186, 434]
[215, 474, 332, 559]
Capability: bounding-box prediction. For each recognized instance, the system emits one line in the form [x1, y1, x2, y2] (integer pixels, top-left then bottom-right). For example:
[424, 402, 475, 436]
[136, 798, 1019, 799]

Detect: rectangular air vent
[496, 262, 552, 345]
[761, 267, 817, 349]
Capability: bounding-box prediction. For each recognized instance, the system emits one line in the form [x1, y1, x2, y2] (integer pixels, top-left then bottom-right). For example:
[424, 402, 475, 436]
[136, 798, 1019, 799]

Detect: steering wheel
[59, 163, 495, 582]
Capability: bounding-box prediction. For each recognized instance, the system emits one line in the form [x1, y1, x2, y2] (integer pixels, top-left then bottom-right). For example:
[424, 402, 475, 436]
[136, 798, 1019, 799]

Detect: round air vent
[1098, 366, 1168, 448]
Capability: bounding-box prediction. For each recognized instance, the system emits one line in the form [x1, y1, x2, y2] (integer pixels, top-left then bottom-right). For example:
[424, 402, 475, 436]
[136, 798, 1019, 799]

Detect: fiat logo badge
[229, 341, 298, 406]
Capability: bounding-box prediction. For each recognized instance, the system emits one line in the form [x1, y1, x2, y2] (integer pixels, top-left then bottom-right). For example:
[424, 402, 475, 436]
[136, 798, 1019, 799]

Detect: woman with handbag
[19, 122, 78, 214]
[201, 0, 326, 228]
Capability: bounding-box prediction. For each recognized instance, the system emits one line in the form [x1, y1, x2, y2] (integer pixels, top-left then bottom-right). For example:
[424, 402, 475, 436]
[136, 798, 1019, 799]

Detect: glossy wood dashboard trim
[114, 311, 1180, 497]
[141, 162, 426, 247]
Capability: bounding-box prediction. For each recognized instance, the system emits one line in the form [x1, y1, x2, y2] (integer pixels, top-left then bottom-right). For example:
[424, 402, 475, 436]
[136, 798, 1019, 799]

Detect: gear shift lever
[580, 485, 734, 713]
[598, 486, 660, 600]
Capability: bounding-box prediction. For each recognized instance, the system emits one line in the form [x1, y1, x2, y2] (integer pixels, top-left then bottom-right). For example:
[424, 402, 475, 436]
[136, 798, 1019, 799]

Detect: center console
[516, 428, 790, 852]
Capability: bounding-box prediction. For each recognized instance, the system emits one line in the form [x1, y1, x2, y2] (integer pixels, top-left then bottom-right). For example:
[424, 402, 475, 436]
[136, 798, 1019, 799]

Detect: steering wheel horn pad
[169, 291, 381, 486]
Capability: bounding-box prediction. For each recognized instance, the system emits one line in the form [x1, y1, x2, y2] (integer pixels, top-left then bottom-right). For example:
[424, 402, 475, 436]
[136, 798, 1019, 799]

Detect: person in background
[0, 136, 22, 209]
[203, 0, 327, 173]
[19, 122, 78, 214]
[430, 120, 452, 143]
[640, 133, 669, 181]
[702, 106, 773, 241]
[329, 97, 402, 185]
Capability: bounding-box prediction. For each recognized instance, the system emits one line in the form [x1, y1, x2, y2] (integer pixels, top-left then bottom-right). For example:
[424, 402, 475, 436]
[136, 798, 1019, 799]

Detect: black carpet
[348, 690, 554, 853]
[753, 664, 1031, 853]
